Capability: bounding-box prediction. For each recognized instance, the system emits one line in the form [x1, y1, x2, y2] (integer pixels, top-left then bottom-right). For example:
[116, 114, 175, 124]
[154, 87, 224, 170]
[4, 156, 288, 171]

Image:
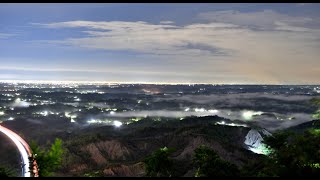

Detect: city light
[208, 109, 219, 114]
[113, 120, 122, 127]
[87, 119, 112, 124]
[216, 121, 248, 127]
[41, 111, 48, 116]
[194, 108, 205, 112]
[242, 110, 263, 120]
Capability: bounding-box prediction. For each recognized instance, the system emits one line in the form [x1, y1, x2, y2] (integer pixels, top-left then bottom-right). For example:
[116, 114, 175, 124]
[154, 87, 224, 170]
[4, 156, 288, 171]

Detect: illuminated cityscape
[1, 3, 320, 177]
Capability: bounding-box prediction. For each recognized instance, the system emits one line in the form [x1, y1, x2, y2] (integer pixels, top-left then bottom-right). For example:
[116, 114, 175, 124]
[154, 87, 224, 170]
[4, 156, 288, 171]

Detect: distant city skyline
[1, 3, 320, 84]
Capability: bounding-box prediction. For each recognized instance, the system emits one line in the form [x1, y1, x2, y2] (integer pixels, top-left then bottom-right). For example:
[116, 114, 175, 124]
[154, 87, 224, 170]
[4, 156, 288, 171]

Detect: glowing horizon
[0, 79, 319, 86]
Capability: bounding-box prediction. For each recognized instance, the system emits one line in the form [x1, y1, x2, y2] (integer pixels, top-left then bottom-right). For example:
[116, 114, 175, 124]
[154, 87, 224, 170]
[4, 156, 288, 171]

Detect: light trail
[0, 125, 39, 177]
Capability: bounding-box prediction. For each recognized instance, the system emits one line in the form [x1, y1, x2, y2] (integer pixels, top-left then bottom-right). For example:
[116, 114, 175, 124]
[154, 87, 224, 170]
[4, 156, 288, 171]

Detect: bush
[30, 138, 64, 177]
[193, 145, 239, 177]
[143, 147, 175, 177]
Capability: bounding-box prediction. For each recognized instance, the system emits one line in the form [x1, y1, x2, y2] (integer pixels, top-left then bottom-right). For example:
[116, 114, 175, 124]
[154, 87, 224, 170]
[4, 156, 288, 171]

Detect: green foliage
[240, 157, 279, 177]
[311, 98, 320, 106]
[193, 145, 239, 177]
[309, 128, 320, 136]
[311, 98, 320, 119]
[313, 110, 320, 119]
[30, 138, 64, 177]
[143, 147, 175, 177]
[0, 166, 15, 177]
[260, 130, 320, 176]
[263, 131, 292, 151]
[83, 170, 104, 177]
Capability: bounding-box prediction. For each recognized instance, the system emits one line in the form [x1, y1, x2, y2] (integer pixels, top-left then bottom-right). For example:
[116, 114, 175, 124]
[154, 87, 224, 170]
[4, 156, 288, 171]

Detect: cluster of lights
[87, 119, 106, 124]
[65, 112, 77, 122]
[33, 111, 58, 117]
[1, 89, 17, 92]
[86, 119, 123, 127]
[130, 117, 142, 122]
[113, 120, 123, 127]
[194, 108, 219, 114]
[208, 109, 219, 113]
[185, 107, 219, 113]
[1, 80, 232, 86]
[314, 87, 320, 93]
[42, 111, 48, 116]
[87, 119, 111, 124]
[194, 108, 206, 112]
[76, 89, 101, 94]
[216, 121, 248, 127]
[3, 94, 14, 97]
[105, 108, 117, 111]
[242, 110, 263, 120]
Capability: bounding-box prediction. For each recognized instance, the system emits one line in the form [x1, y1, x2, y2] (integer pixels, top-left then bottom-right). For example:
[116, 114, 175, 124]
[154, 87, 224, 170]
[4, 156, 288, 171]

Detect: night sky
[1, 3, 320, 84]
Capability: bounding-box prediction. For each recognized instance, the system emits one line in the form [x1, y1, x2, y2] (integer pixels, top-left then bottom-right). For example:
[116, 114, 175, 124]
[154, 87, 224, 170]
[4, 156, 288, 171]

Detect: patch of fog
[25, 119, 43, 125]
[62, 102, 79, 107]
[253, 114, 312, 132]
[90, 103, 110, 108]
[153, 93, 318, 105]
[103, 110, 220, 118]
[101, 109, 313, 131]
[11, 98, 30, 108]
[258, 94, 317, 101]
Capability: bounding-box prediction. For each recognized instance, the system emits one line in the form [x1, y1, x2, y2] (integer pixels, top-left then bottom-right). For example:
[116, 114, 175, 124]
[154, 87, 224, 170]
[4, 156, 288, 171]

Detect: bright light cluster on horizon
[0, 79, 286, 85]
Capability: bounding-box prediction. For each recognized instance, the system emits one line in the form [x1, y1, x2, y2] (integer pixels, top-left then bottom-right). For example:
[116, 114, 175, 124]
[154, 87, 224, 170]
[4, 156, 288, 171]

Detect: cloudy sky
[1, 3, 320, 84]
